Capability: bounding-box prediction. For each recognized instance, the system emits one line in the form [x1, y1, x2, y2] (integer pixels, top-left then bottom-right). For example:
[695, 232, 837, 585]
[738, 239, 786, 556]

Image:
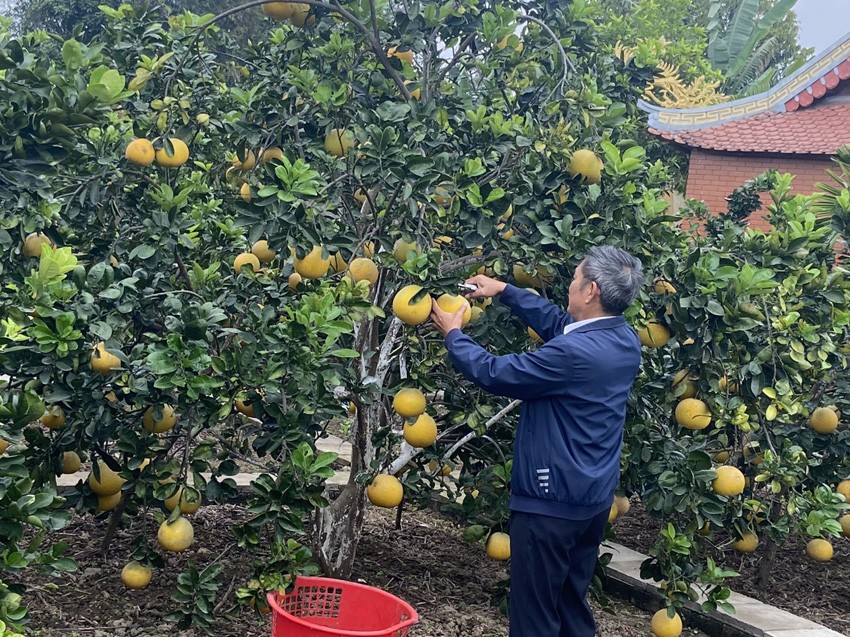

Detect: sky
[794, 0, 850, 54]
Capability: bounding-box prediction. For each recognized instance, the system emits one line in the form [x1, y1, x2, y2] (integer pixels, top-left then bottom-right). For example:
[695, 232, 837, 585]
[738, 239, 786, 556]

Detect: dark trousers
[508, 507, 610, 637]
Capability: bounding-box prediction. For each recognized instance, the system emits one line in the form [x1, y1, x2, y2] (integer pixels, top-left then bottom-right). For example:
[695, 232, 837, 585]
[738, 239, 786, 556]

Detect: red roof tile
[649, 102, 850, 155]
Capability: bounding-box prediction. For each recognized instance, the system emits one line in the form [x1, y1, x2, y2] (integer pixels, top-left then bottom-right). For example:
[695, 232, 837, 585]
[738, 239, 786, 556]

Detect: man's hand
[430, 299, 466, 337]
[462, 275, 507, 300]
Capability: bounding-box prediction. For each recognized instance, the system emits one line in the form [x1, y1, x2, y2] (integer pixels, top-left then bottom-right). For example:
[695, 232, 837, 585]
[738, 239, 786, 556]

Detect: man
[430, 245, 643, 637]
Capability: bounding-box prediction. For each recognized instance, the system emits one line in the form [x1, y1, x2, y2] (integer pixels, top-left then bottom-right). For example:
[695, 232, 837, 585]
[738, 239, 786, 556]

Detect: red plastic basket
[267, 576, 419, 637]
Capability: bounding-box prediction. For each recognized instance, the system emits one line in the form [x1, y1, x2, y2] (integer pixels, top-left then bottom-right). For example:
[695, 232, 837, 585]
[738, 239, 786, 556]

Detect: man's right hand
[462, 275, 507, 300]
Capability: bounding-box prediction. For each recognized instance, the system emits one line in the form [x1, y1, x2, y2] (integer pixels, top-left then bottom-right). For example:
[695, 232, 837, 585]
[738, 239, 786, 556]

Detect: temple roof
[640, 32, 850, 154]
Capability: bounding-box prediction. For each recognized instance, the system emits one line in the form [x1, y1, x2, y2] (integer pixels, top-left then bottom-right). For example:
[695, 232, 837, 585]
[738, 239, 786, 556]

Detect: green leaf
[87, 66, 125, 102]
[330, 349, 359, 358]
[61, 40, 83, 71]
[38, 247, 78, 282]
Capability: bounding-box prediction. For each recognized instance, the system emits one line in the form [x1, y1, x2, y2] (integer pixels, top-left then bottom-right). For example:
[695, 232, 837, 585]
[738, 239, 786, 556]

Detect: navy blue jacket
[445, 284, 641, 520]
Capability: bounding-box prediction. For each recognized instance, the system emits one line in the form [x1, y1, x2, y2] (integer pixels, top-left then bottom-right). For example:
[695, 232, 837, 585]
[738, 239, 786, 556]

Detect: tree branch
[517, 14, 572, 97]
[387, 399, 521, 474]
[165, 0, 411, 100]
[376, 317, 404, 383]
[436, 31, 478, 84]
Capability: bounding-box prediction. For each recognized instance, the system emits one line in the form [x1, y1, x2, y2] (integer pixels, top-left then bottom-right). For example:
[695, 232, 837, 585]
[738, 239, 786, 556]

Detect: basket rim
[266, 576, 419, 637]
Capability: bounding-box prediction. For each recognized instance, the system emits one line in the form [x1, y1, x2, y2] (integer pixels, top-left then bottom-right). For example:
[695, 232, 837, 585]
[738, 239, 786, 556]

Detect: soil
[18, 504, 660, 637]
[612, 499, 850, 636]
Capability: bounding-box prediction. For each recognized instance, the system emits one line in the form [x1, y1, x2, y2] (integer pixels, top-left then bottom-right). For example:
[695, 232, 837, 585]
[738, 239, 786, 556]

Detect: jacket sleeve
[445, 330, 573, 400]
[500, 284, 572, 342]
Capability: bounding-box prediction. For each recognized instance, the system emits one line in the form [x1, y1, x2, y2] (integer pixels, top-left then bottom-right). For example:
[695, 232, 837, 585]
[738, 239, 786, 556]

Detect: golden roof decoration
[615, 41, 728, 108]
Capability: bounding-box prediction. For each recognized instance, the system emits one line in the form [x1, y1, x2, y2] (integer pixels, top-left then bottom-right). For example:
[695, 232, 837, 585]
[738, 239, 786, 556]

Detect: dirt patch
[18, 504, 661, 637]
[612, 499, 850, 635]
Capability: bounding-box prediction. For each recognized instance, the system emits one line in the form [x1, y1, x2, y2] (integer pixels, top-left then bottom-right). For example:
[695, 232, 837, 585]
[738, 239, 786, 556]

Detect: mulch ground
[18, 504, 661, 637]
[612, 498, 850, 635]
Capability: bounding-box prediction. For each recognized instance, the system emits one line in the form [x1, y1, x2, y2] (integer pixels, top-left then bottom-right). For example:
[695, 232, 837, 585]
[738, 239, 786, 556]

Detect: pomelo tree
[1, 0, 849, 633]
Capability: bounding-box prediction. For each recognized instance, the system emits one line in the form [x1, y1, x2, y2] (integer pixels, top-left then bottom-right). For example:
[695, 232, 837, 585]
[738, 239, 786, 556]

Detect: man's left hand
[430, 299, 466, 337]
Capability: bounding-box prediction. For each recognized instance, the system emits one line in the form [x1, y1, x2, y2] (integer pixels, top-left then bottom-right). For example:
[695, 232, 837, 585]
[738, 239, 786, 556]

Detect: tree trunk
[310, 481, 367, 578]
[309, 316, 399, 578]
[310, 390, 380, 578]
[755, 537, 777, 588]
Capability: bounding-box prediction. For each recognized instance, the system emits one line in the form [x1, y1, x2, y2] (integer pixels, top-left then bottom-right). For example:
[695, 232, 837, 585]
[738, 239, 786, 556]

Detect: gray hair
[582, 246, 642, 315]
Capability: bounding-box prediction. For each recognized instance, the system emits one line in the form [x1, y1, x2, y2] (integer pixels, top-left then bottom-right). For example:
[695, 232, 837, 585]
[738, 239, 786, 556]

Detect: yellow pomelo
[497, 34, 524, 52]
[805, 538, 833, 562]
[261, 1, 294, 19]
[233, 252, 261, 275]
[240, 182, 252, 203]
[233, 149, 256, 171]
[713, 465, 745, 496]
[97, 492, 122, 511]
[387, 46, 414, 64]
[91, 342, 121, 374]
[428, 459, 452, 476]
[288, 272, 302, 290]
[158, 516, 195, 552]
[528, 327, 543, 343]
[0, 440, 8, 455]
[329, 252, 348, 274]
[164, 486, 201, 514]
[654, 279, 677, 294]
[404, 82, 421, 100]
[403, 413, 438, 448]
[433, 182, 453, 206]
[143, 404, 177, 433]
[839, 514, 850, 537]
[486, 532, 510, 561]
[732, 532, 759, 553]
[650, 609, 683, 637]
[671, 369, 696, 399]
[251, 240, 276, 263]
[513, 263, 542, 288]
[614, 495, 631, 517]
[62, 451, 81, 474]
[235, 399, 256, 418]
[362, 241, 376, 258]
[294, 245, 331, 279]
[289, 3, 310, 27]
[41, 406, 66, 429]
[324, 128, 355, 157]
[88, 460, 125, 496]
[608, 502, 619, 523]
[714, 450, 730, 463]
[837, 479, 850, 500]
[638, 322, 670, 348]
[392, 285, 432, 325]
[348, 257, 379, 285]
[810, 407, 839, 434]
[262, 146, 284, 162]
[367, 474, 403, 508]
[392, 238, 419, 263]
[124, 138, 155, 166]
[154, 138, 189, 168]
[121, 561, 152, 589]
[23, 232, 53, 258]
[675, 398, 712, 430]
[436, 294, 472, 326]
[568, 149, 603, 184]
[719, 375, 738, 393]
[393, 388, 426, 418]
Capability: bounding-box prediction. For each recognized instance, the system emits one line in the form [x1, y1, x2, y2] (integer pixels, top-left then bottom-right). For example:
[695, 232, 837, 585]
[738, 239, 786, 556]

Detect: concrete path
[602, 539, 846, 637]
